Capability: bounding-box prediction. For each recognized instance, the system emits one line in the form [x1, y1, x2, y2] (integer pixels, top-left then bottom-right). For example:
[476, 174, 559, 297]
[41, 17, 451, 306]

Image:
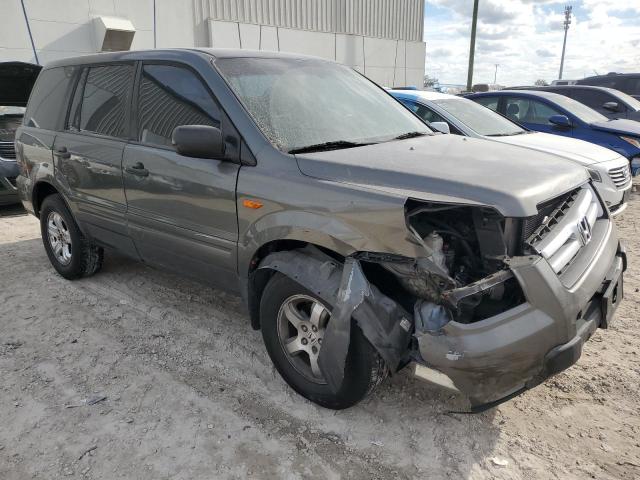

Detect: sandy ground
[1, 186, 639, 480]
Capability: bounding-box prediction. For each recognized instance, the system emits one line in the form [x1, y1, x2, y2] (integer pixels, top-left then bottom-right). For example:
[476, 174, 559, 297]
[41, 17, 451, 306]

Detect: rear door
[123, 62, 241, 289]
[53, 63, 137, 256]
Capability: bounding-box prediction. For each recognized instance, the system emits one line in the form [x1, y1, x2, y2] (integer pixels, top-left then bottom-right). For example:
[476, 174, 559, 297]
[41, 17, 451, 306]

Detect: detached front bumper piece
[415, 222, 625, 412]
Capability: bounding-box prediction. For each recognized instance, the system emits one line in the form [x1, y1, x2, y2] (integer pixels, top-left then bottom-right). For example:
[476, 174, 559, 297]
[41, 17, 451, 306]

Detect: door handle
[125, 161, 149, 177]
[53, 146, 71, 159]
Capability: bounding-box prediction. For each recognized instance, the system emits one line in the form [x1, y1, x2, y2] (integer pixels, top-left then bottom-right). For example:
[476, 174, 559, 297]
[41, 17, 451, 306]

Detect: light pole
[558, 5, 572, 80]
[494, 64, 499, 84]
[466, 0, 480, 91]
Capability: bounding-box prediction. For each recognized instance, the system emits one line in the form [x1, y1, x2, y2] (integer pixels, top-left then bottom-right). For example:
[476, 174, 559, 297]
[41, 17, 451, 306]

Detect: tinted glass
[24, 67, 75, 130]
[78, 65, 133, 138]
[216, 57, 430, 152]
[137, 64, 220, 147]
[474, 96, 499, 111]
[570, 90, 618, 111]
[434, 98, 524, 136]
[623, 77, 640, 96]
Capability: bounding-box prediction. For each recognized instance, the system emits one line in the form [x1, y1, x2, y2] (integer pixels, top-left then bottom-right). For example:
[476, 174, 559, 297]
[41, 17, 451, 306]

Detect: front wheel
[260, 273, 387, 409]
[40, 194, 103, 280]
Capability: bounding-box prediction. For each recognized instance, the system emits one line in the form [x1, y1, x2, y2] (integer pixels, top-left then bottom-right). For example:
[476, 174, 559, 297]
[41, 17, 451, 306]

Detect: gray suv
[16, 49, 626, 411]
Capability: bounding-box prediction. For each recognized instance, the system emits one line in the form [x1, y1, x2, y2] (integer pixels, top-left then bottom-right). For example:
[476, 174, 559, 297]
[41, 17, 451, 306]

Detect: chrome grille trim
[0, 141, 16, 160]
[608, 164, 631, 189]
[526, 185, 603, 274]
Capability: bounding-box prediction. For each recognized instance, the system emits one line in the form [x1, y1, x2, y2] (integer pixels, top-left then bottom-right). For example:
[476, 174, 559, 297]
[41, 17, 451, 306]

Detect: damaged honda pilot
[16, 50, 625, 411]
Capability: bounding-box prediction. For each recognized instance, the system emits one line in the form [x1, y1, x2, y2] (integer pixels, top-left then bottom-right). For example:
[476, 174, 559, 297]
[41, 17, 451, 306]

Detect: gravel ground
[1, 184, 639, 480]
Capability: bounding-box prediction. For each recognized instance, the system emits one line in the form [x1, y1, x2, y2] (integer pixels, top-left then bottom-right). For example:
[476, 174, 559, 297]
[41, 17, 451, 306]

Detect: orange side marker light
[243, 199, 263, 209]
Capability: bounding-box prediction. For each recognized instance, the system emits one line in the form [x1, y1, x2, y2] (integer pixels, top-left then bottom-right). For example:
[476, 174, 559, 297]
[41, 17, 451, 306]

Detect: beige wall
[1, 0, 425, 88]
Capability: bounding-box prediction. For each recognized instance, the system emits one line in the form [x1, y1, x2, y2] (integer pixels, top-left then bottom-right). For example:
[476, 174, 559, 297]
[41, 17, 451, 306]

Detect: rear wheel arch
[32, 181, 61, 217]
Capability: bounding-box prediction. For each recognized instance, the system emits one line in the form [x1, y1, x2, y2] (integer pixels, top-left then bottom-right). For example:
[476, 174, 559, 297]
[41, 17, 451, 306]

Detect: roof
[43, 48, 335, 69]
[511, 85, 625, 95]
[470, 89, 569, 101]
[391, 89, 459, 101]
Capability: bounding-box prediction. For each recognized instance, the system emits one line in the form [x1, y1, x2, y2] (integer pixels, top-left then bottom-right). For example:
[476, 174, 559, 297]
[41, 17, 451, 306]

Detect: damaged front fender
[257, 248, 413, 393]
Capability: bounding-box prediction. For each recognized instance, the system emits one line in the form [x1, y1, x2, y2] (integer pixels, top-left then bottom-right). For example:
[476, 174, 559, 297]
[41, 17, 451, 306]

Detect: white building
[1, 0, 425, 88]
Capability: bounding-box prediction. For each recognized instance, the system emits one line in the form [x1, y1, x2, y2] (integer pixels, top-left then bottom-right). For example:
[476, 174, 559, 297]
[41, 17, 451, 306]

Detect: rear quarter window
[24, 67, 76, 130]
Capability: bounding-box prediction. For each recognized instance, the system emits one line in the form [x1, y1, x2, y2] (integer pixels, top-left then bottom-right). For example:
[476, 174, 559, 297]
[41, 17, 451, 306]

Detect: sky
[423, 0, 640, 87]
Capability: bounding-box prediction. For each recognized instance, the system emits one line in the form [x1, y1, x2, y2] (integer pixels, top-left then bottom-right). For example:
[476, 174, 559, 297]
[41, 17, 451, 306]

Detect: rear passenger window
[137, 64, 220, 148]
[24, 67, 76, 130]
[73, 64, 133, 138]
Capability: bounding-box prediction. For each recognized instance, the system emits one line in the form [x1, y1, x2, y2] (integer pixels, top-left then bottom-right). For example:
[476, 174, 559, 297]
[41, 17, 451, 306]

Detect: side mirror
[172, 125, 224, 159]
[549, 115, 571, 128]
[603, 101, 620, 112]
[430, 121, 451, 134]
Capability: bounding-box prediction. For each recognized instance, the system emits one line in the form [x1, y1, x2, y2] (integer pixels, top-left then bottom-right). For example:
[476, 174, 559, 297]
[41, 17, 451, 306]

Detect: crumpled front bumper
[415, 219, 625, 411]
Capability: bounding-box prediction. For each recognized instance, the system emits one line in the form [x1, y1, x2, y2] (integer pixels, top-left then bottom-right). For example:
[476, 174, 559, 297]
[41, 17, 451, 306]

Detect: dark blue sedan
[467, 90, 640, 175]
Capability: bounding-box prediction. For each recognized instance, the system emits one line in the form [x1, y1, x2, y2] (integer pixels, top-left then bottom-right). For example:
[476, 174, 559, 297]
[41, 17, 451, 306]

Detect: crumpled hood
[295, 134, 588, 217]
[591, 118, 640, 136]
[490, 131, 620, 166]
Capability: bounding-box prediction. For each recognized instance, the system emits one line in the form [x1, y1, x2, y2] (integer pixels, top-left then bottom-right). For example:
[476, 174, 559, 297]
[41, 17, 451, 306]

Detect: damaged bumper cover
[415, 224, 626, 411]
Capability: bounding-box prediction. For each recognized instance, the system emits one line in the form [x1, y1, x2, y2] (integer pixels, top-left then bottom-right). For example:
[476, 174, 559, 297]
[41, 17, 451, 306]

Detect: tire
[40, 193, 103, 280]
[260, 273, 387, 409]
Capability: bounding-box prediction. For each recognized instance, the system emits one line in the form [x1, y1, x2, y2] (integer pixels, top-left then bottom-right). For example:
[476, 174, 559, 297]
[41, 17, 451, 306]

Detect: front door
[123, 62, 241, 289]
[503, 96, 572, 137]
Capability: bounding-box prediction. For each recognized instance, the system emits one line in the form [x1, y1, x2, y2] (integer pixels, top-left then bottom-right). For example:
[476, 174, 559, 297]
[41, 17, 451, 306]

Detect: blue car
[466, 90, 640, 175]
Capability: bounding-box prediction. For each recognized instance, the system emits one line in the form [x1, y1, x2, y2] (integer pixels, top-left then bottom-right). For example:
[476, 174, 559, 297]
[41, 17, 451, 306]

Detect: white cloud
[424, 0, 639, 86]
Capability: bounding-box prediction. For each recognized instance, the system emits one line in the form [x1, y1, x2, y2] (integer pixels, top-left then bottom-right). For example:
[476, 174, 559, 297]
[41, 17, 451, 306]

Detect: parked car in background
[509, 85, 640, 121]
[551, 79, 577, 86]
[577, 73, 640, 100]
[467, 90, 640, 176]
[14, 49, 626, 412]
[0, 61, 41, 206]
[392, 90, 631, 215]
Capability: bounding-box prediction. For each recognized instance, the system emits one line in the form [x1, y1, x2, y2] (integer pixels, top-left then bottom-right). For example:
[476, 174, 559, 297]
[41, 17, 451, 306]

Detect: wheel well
[246, 240, 344, 330]
[32, 182, 59, 217]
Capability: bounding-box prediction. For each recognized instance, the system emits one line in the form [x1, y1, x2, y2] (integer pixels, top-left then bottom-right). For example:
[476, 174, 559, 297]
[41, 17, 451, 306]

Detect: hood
[489, 131, 620, 166]
[591, 118, 640, 137]
[295, 135, 588, 217]
[0, 62, 41, 107]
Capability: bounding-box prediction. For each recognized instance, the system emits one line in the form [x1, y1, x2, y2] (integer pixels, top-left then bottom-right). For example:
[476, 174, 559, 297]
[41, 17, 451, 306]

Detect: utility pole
[494, 64, 499, 84]
[558, 5, 572, 80]
[466, 0, 480, 91]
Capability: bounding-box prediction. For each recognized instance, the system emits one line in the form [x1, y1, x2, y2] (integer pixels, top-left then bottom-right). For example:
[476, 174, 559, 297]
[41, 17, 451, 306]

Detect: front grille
[7, 176, 17, 188]
[522, 189, 576, 241]
[0, 141, 16, 160]
[608, 164, 631, 189]
[525, 185, 602, 274]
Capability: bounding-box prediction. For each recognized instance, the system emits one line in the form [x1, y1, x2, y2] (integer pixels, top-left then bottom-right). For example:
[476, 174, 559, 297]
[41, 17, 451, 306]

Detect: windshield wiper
[288, 140, 374, 154]
[486, 131, 526, 137]
[394, 131, 428, 140]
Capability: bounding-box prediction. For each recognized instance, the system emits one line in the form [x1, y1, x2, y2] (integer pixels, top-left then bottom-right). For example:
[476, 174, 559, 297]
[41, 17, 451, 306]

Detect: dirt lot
[1, 187, 639, 480]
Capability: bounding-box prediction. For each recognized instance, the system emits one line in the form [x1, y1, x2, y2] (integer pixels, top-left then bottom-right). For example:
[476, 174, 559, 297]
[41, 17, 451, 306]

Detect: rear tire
[260, 273, 387, 409]
[40, 194, 103, 279]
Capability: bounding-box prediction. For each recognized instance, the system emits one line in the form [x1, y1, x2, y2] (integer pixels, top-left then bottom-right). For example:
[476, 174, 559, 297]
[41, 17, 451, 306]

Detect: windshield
[549, 94, 608, 123]
[215, 57, 430, 152]
[433, 98, 525, 136]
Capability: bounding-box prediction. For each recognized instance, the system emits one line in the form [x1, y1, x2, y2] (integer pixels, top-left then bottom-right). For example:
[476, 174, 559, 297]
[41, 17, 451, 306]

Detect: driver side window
[504, 97, 561, 125]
